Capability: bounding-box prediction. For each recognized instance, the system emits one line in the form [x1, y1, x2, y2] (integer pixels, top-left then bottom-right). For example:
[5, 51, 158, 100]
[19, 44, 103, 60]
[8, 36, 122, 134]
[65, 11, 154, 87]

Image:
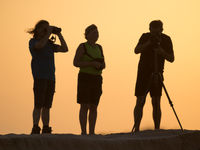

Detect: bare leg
[79, 104, 89, 135]
[33, 107, 41, 125]
[133, 96, 146, 132]
[89, 104, 97, 135]
[41, 108, 50, 126]
[152, 96, 161, 130]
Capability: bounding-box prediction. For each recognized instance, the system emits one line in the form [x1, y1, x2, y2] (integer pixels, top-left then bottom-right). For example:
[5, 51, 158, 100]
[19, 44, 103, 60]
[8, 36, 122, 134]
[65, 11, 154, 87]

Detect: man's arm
[134, 33, 151, 54]
[154, 47, 174, 62]
[54, 33, 68, 52]
[135, 40, 151, 54]
[154, 37, 174, 62]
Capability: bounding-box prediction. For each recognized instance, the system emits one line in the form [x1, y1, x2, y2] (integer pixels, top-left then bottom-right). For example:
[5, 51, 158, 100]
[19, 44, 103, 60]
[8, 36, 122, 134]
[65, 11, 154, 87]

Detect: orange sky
[0, 0, 200, 134]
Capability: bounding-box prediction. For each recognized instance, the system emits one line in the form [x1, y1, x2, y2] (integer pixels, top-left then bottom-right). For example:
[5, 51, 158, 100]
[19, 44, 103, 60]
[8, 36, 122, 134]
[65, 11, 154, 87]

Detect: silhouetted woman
[73, 24, 105, 135]
[28, 20, 68, 134]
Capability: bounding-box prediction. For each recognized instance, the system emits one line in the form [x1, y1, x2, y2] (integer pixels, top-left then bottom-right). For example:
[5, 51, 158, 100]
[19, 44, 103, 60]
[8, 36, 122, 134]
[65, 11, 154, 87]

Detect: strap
[96, 44, 104, 57]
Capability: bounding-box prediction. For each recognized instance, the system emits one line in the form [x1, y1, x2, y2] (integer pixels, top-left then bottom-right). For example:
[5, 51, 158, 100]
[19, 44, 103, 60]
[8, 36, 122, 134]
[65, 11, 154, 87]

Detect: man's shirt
[136, 33, 174, 74]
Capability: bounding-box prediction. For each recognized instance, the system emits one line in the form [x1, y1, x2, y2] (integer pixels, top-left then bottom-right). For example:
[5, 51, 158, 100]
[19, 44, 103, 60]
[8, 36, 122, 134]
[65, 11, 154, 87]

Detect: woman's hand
[92, 61, 102, 69]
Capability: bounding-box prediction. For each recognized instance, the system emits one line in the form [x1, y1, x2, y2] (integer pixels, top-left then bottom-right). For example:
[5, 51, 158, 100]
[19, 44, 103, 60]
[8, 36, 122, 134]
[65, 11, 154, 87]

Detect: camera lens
[52, 27, 61, 34]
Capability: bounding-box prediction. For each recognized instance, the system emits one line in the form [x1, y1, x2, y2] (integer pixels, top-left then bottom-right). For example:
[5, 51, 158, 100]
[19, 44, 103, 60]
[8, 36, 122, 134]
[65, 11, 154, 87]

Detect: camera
[150, 34, 161, 46]
[52, 26, 61, 34]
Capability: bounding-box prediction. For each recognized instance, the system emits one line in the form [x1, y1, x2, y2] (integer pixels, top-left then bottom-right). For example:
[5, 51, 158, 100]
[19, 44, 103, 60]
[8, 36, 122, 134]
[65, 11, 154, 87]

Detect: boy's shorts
[33, 78, 55, 108]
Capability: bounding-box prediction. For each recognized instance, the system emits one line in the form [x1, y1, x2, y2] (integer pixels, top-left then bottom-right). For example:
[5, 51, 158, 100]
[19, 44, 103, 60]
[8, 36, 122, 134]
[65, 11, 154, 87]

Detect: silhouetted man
[133, 20, 174, 132]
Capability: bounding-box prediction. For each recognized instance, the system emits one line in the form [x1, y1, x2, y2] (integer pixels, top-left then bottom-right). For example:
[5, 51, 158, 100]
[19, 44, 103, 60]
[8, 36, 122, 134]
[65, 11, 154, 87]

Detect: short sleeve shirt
[136, 33, 174, 74]
[29, 38, 58, 81]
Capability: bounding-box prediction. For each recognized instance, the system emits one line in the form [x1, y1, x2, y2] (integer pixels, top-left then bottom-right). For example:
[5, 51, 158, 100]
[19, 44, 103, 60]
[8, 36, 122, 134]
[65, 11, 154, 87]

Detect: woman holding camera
[73, 24, 105, 135]
[28, 20, 68, 134]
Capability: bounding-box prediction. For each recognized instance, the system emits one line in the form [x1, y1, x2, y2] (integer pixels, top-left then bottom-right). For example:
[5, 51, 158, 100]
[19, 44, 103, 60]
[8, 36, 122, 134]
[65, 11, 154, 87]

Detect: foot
[81, 131, 87, 135]
[155, 128, 160, 131]
[31, 125, 41, 134]
[131, 127, 139, 135]
[89, 132, 95, 136]
[42, 126, 52, 134]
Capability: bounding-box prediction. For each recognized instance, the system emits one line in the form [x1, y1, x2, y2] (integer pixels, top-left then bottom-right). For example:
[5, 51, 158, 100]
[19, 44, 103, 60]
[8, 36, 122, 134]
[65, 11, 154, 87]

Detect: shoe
[31, 126, 41, 134]
[42, 126, 52, 134]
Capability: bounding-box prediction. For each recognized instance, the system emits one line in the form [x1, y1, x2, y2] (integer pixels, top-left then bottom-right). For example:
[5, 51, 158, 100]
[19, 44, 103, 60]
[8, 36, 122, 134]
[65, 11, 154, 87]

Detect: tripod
[132, 49, 183, 133]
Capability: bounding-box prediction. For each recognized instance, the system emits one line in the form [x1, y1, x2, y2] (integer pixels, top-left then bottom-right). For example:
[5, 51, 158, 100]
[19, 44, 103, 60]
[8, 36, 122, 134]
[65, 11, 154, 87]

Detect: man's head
[149, 20, 163, 36]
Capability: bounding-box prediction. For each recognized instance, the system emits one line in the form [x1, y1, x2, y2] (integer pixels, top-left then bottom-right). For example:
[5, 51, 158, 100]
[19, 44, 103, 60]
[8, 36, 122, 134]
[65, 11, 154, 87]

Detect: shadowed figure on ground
[132, 20, 175, 132]
[73, 24, 106, 135]
[28, 20, 68, 134]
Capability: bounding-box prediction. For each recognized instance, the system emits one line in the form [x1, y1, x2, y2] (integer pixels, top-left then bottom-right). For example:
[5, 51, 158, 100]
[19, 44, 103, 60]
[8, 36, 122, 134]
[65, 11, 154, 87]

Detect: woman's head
[85, 24, 99, 43]
[28, 20, 49, 39]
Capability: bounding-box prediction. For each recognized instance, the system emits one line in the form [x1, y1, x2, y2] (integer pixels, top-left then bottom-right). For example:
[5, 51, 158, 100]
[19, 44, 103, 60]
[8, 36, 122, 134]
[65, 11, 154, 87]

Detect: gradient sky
[0, 0, 200, 134]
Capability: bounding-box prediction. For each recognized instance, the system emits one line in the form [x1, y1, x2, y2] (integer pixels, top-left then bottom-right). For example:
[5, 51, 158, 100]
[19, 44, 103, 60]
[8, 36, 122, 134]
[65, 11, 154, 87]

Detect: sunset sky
[0, 0, 200, 134]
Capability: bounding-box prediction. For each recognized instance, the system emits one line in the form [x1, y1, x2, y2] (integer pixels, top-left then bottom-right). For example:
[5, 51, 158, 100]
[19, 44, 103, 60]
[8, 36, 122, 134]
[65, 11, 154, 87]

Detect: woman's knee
[89, 104, 97, 112]
[80, 104, 89, 111]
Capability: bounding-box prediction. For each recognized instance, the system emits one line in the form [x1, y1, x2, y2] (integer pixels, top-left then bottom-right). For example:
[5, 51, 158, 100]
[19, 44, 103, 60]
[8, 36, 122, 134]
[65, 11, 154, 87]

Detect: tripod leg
[160, 78, 184, 131]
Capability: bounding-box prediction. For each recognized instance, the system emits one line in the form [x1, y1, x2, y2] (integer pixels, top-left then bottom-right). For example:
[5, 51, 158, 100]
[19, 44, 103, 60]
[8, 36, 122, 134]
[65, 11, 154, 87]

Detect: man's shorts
[33, 78, 55, 109]
[135, 72, 163, 97]
[77, 72, 102, 105]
